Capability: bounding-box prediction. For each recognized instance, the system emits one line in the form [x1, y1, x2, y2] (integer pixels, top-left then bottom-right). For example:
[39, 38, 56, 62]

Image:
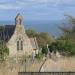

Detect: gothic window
[17, 40, 23, 51]
[21, 41, 23, 50]
[17, 41, 19, 51]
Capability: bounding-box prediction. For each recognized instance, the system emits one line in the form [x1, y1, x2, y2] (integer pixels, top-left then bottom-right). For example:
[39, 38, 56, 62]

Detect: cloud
[0, 1, 20, 9]
[0, 0, 75, 10]
[0, 4, 20, 9]
[0, 0, 75, 21]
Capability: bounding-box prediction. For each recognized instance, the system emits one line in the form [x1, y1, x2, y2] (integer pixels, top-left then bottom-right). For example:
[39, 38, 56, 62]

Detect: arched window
[21, 41, 23, 50]
[17, 40, 23, 51]
[17, 41, 19, 51]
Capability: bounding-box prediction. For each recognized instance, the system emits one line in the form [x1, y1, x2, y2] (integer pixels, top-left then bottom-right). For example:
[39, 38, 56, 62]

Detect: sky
[0, 0, 75, 21]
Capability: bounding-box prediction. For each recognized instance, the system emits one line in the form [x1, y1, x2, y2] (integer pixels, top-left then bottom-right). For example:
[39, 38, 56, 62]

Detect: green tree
[57, 15, 75, 56]
[26, 29, 37, 37]
[48, 39, 75, 56]
[0, 42, 9, 63]
[0, 26, 4, 32]
[57, 40, 75, 56]
[37, 32, 54, 47]
[26, 29, 54, 48]
[49, 42, 58, 53]
[35, 52, 43, 60]
[42, 46, 48, 55]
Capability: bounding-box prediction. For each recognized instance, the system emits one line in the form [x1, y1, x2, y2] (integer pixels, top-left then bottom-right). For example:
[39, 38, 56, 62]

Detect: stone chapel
[0, 14, 38, 57]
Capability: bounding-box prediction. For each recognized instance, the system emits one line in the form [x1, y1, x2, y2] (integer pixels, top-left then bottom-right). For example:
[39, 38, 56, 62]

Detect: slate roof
[0, 25, 16, 42]
[0, 25, 38, 50]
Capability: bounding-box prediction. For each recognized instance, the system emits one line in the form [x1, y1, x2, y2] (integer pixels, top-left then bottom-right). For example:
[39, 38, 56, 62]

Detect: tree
[48, 42, 58, 53]
[0, 42, 9, 63]
[0, 26, 4, 32]
[59, 15, 75, 41]
[35, 52, 43, 60]
[48, 39, 75, 56]
[57, 15, 75, 56]
[42, 46, 48, 55]
[26, 29, 54, 48]
[37, 32, 54, 47]
[26, 29, 37, 37]
[56, 40, 75, 56]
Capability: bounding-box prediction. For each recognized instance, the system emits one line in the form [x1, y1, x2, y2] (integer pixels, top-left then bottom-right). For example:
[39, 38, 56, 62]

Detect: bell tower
[15, 13, 23, 25]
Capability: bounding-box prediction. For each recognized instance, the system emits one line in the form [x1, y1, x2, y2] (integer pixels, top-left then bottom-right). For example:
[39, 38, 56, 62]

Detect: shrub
[0, 42, 9, 63]
[42, 46, 48, 55]
[35, 52, 43, 60]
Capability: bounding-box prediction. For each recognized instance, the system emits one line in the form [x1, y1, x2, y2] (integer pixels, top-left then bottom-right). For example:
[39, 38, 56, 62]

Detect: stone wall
[6, 15, 34, 57]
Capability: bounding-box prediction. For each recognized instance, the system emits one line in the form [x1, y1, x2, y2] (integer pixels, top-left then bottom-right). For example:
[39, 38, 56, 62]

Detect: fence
[18, 72, 75, 75]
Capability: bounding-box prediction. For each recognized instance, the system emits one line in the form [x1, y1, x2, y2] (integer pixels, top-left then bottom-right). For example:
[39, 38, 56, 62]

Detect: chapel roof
[0, 25, 15, 42]
[0, 25, 38, 50]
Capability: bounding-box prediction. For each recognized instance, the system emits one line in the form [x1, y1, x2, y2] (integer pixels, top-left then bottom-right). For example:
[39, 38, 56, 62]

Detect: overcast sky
[0, 0, 75, 21]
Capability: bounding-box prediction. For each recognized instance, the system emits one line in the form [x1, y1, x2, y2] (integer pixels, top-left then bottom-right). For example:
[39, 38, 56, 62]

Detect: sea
[0, 20, 63, 38]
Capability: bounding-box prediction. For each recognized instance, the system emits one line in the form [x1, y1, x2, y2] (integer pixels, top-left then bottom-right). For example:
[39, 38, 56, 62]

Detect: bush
[49, 40, 75, 56]
[26, 29, 54, 48]
[42, 46, 48, 55]
[57, 40, 75, 56]
[48, 42, 58, 53]
[35, 52, 43, 60]
[0, 42, 9, 63]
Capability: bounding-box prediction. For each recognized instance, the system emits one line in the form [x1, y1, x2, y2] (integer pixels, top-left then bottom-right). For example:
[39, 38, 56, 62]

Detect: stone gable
[5, 14, 38, 57]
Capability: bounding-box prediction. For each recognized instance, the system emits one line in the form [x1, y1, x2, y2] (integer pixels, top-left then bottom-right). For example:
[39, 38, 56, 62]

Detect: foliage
[26, 29, 37, 37]
[57, 15, 75, 56]
[0, 26, 4, 32]
[26, 29, 54, 47]
[49, 39, 75, 56]
[37, 32, 54, 47]
[48, 42, 58, 53]
[35, 52, 43, 60]
[0, 26, 9, 63]
[42, 46, 48, 55]
[57, 40, 75, 56]
[59, 15, 75, 41]
[0, 42, 9, 63]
